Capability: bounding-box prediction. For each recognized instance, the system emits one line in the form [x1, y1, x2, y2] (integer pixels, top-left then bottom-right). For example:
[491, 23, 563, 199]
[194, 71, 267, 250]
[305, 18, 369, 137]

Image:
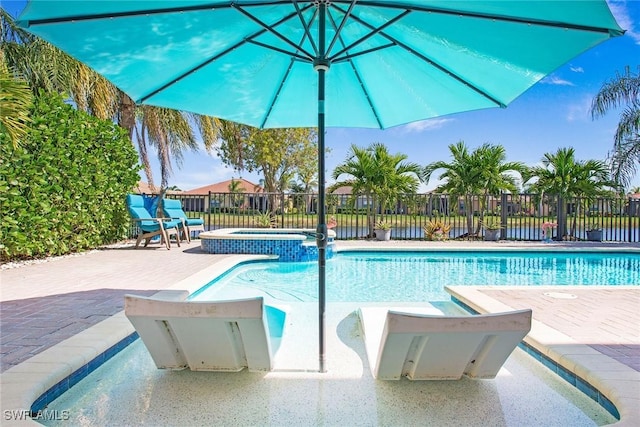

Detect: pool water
[190, 251, 640, 302]
[40, 302, 618, 426]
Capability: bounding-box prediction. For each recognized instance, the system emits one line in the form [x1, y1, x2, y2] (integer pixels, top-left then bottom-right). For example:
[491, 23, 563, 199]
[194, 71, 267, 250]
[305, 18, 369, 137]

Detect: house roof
[184, 178, 263, 194]
[330, 186, 353, 195]
[134, 181, 183, 195]
[134, 181, 157, 194]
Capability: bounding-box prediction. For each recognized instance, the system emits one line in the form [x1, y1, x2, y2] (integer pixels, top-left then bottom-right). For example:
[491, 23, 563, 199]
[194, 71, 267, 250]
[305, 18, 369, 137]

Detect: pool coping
[1, 246, 638, 425]
[447, 286, 640, 426]
[0, 254, 272, 426]
[199, 227, 337, 240]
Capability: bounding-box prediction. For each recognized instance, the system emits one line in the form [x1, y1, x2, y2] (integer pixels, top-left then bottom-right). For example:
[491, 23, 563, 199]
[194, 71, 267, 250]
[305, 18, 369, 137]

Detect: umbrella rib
[331, 4, 506, 108]
[292, 1, 319, 56]
[22, 1, 620, 37]
[332, 43, 396, 63]
[347, 60, 384, 129]
[138, 7, 308, 103]
[345, 1, 622, 35]
[259, 20, 315, 129]
[138, 35, 264, 104]
[328, 9, 410, 62]
[260, 58, 298, 129]
[326, 11, 384, 128]
[233, 3, 316, 61]
[247, 39, 311, 62]
[20, 1, 292, 26]
[325, 0, 358, 56]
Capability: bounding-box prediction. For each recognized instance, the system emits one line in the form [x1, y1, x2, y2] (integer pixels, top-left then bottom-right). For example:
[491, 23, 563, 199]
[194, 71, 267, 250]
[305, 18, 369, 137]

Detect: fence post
[629, 197, 634, 243]
[500, 193, 508, 240]
[280, 192, 285, 228]
[556, 196, 566, 240]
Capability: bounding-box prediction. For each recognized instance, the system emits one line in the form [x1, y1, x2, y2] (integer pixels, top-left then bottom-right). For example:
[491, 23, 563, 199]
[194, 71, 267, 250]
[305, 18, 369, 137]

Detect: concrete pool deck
[1, 240, 639, 425]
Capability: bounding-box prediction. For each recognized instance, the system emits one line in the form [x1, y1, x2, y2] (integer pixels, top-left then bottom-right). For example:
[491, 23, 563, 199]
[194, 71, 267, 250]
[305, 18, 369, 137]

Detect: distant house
[181, 178, 266, 212]
[133, 181, 183, 196]
[133, 181, 158, 195]
[185, 178, 263, 195]
[330, 186, 370, 212]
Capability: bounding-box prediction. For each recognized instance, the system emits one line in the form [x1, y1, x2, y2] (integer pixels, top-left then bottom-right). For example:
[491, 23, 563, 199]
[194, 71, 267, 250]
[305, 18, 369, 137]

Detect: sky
[5, 1, 640, 192]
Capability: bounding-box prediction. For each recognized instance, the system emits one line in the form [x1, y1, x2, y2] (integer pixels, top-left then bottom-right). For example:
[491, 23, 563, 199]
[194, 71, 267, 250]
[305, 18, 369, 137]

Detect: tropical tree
[470, 143, 527, 234]
[0, 54, 32, 147]
[523, 147, 614, 238]
[331, 142, 421, 237]
[422, 141, 526, 237]
[1, 10, 221, 199]
[287, 181, 307, 213]
[591, 65, 640, 189]
[228, 178, 245, 210]
[215, 123, 318, 214]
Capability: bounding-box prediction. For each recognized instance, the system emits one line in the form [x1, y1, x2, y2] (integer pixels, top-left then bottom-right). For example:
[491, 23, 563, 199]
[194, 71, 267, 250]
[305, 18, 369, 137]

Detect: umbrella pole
[316, 70, 327, 373]
[316, 2, 328, 374]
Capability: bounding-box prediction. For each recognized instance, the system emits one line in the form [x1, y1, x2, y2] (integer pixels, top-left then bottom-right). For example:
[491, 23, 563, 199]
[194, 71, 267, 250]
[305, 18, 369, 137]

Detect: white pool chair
[358, 306, 532, 380]
[124, 294, 285, 372]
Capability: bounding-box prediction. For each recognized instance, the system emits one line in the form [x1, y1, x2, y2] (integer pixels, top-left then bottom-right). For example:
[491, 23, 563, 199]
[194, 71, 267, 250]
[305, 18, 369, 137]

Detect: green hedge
[0, 92, 140, 261]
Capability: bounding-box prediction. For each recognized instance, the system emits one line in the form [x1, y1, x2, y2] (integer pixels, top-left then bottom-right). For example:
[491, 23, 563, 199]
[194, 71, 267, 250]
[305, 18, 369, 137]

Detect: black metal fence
[144, 192, 640, 243]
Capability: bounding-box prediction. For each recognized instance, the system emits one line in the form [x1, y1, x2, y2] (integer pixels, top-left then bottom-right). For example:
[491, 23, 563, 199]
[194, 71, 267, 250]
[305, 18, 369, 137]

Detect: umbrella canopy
[18, 1, 623, 372]
[18, 1, 622, 129]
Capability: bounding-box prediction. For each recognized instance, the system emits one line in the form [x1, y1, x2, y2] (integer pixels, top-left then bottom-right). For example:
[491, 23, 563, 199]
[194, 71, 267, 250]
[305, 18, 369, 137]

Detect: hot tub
[199, 228, 336, 261]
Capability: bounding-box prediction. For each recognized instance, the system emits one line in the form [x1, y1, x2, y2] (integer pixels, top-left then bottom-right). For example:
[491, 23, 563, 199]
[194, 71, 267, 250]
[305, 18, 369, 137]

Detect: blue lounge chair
[126, 194, 181, 249]
[162, 198, 205, 243]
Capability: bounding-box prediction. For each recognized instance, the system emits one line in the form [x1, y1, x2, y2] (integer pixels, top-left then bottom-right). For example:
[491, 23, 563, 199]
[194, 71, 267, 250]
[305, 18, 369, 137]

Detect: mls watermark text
[4, 409, 70, 421]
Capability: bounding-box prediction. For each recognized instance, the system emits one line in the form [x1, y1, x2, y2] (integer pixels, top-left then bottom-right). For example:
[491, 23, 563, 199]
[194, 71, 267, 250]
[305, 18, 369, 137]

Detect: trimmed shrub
[0, 92, 140, 261]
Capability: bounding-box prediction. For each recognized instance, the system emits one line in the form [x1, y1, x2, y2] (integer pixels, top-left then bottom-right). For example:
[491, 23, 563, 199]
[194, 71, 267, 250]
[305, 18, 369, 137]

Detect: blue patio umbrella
[18, 0, 623, 372]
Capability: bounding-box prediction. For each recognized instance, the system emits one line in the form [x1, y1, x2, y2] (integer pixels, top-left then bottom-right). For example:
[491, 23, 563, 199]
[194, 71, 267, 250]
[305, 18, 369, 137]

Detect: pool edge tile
[447, 285, 640, 424]
[0, 312, 136, 423]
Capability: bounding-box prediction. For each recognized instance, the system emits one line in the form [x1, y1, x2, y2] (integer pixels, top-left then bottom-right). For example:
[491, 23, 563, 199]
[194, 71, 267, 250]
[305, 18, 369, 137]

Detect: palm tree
[331, 142, 421, 237]
[591, 66, 640, 189]
[423, 142, 479, 236]
[294, 167, 318, 214]
[1, 10, 221, 198]
[423, 141, 525, 236]
[228, 178, 245, 211]
[523, 147, 614, 238]
[0, 54, 32, 147]
[470, 143, 527, 234]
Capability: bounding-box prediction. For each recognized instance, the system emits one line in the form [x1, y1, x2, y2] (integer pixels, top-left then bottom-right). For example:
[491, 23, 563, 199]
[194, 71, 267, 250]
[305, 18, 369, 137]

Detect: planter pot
[375, 229, 391, 241]
[484, 229, 500, 241]
[586, 230, 603, 242]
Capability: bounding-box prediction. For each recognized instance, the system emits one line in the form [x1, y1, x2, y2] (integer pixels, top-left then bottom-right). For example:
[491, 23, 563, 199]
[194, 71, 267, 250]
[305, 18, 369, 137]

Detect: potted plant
[482, 217, 503, 241]
[423, 219, 451, 241]
[586, 222, 603, 241]
[254, 212, 277, 228]
[374, 220, 392, 241]
[540, 221, 557, 242]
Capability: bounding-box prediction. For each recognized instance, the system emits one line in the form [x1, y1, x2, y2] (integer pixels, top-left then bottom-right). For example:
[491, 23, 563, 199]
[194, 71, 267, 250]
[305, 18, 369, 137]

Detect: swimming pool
[22, 247, 637, 426]
[190, 250, 640, 302]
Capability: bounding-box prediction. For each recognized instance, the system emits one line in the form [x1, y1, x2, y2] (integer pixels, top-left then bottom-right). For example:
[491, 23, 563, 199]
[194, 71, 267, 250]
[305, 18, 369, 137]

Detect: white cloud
[566, 96, 593, 122]
[540, 75, 575, 86]
[398, 118, 455, 133]
[570, 66, 584, 73]
[608, 1, 640, 45]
